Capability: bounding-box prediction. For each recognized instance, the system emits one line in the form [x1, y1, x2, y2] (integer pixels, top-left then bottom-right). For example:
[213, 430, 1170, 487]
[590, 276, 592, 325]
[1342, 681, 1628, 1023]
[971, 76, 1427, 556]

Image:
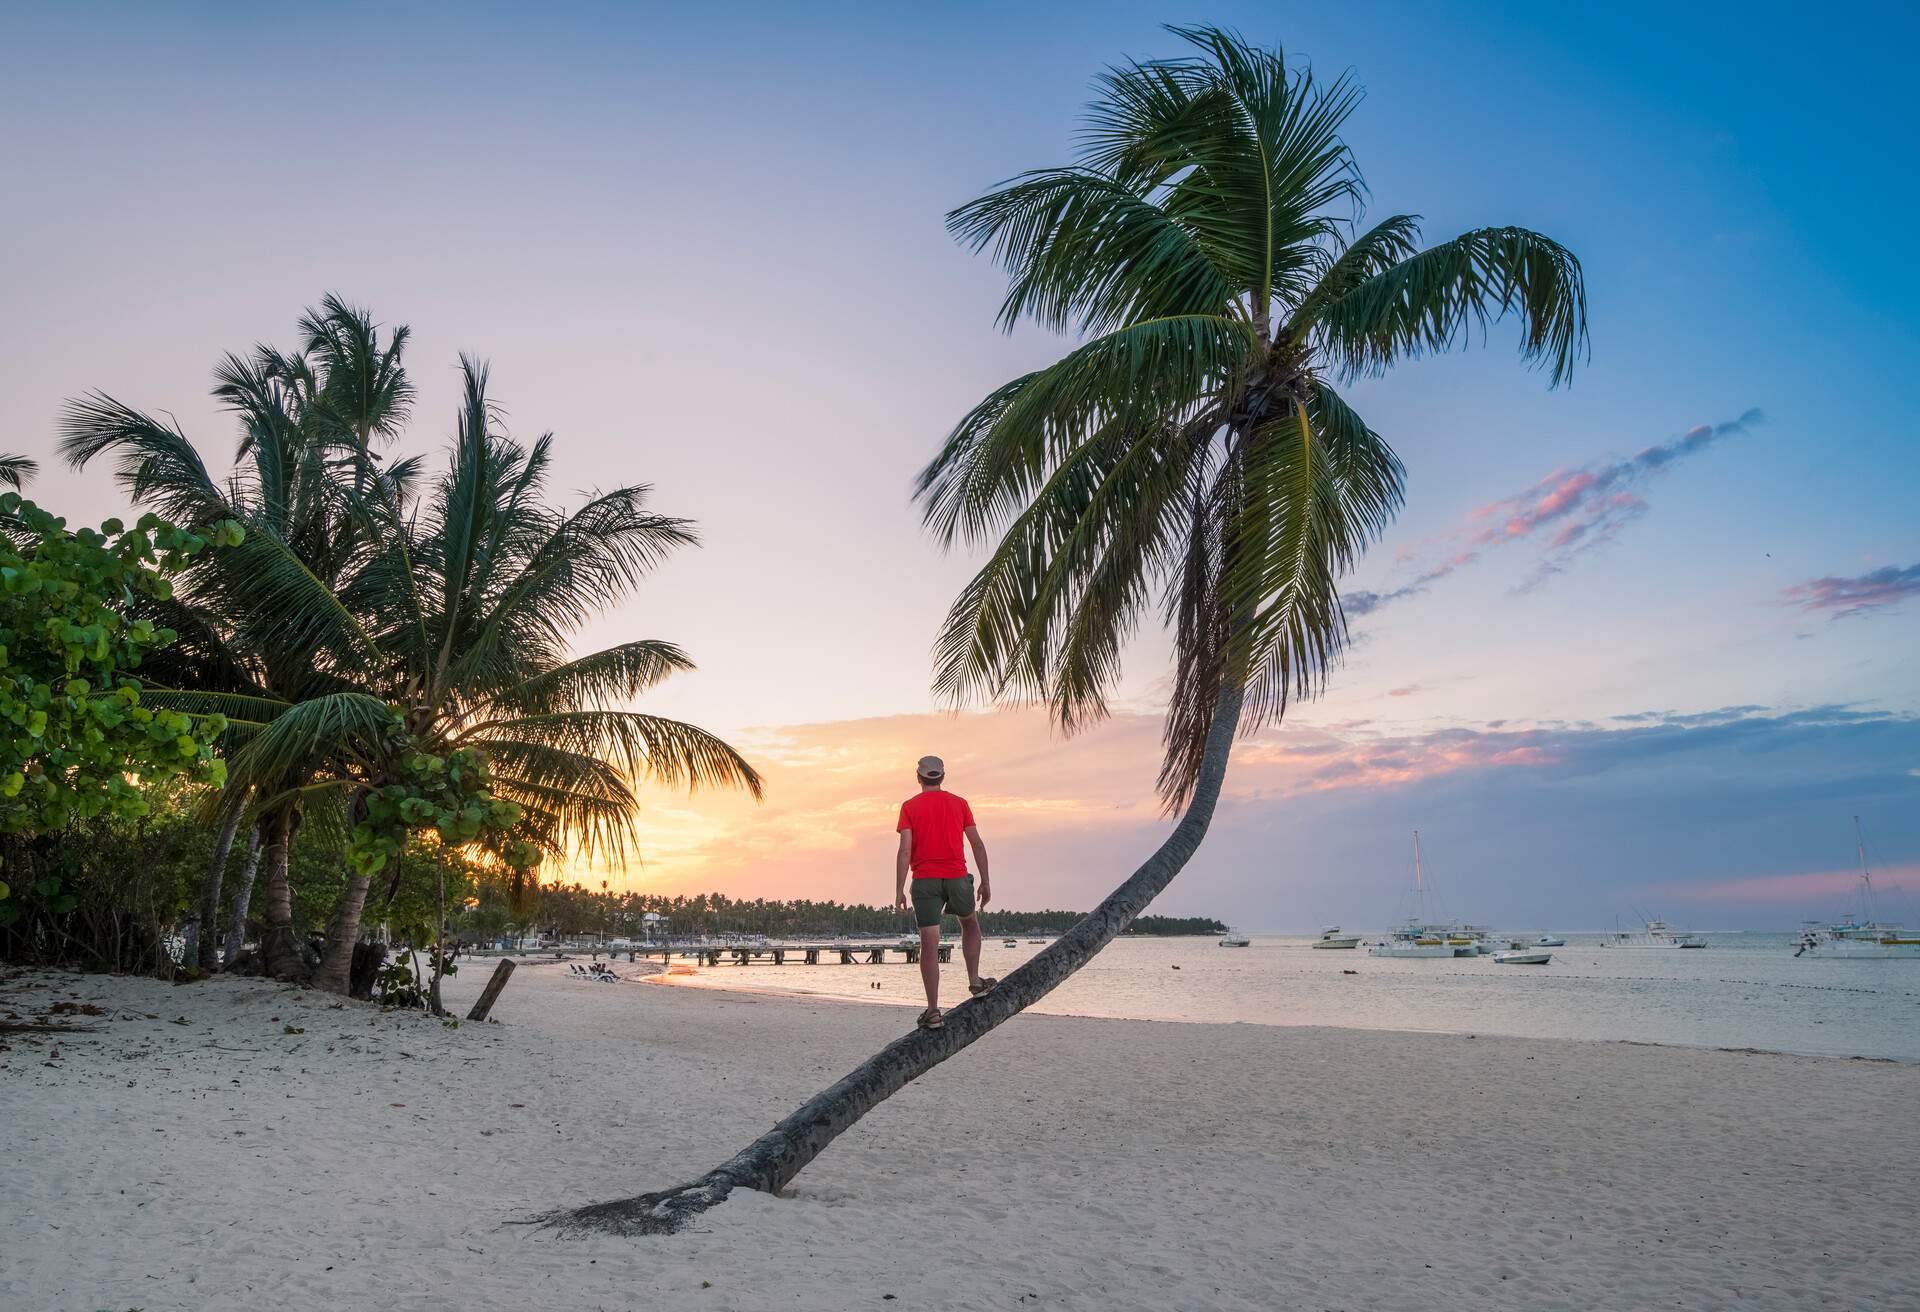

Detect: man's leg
[918, 924, 941, 1012]
[959, 913, 984, 988]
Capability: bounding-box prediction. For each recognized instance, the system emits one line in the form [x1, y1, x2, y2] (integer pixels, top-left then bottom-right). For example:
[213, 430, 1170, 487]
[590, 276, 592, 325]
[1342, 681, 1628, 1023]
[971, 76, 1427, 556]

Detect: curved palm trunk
[313, 790, 375, 995]
[544, 683, 1246, 1236]
[193, 799, 247, 972]
[312, 871, 371, 994]
[258, 808, 305, 980]
[223, 824, 264, 967]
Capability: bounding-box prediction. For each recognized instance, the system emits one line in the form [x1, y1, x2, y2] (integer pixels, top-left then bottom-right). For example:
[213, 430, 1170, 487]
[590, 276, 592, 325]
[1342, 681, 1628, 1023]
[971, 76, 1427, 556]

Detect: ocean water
[663, 933, 1920, 1061]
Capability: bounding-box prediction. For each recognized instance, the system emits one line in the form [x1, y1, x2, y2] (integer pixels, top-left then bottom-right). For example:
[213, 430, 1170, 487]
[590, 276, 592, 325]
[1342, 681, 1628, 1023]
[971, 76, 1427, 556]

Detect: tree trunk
[347, 940, 387, 1000]
[223, 825, 264, 967]
[312, 790, 375, 995]
[545, 683, 1247, 1236]
[257, 808, 305, 981]
[193, 799, 247, 973]
[427, 856, 447, 1016]
[312, 868, 372, 995]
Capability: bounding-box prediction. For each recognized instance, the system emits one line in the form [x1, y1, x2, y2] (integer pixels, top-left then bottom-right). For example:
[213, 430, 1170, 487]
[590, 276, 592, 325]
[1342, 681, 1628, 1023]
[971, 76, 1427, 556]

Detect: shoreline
[622, 949, 1920, 1065]
[7, 963, 1918, 1310]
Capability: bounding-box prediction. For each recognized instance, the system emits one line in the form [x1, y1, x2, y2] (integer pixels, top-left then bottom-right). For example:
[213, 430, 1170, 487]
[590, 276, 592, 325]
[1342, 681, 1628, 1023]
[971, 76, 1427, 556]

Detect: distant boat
[1219, 929, 1251, 948]
[1313, 926, 1361, 949]
[1494, 949, 1553, 965]
[1633, 909, 1694, 946]
[1002, 938, 1018, 948]
[1796, 819, 1920, 960]
[1369, 832, 1476, 958]
[1533, 935, 1567, 947]
[1026, 938, 1045, 944]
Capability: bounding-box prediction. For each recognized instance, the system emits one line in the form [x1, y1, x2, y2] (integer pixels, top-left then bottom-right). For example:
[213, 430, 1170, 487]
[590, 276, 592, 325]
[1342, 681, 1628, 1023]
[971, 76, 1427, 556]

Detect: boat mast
[1854, 815, 1876, 921]
[1413, 830, 1425, 925]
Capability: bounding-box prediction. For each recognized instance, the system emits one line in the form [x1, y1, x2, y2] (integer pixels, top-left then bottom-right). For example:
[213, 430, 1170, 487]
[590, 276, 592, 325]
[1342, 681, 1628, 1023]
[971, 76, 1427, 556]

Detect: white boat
[1002, 938, 1018, 948]
[1494, 949, 1552, 965]
[1796, 819, 1920, 960]
[1312, 926, 1361, 949]
[1371, 932, 1471, 958]
[1634, 911, 1697, 947]
[1533, 935, 1567, 947]
[1368, 833, 1477, 958]
[1219, 929, 1251, 948]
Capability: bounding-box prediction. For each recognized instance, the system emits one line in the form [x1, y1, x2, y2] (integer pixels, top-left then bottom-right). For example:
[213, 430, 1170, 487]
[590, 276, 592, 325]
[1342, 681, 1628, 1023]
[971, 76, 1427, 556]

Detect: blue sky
[2, 2, 1915, 925]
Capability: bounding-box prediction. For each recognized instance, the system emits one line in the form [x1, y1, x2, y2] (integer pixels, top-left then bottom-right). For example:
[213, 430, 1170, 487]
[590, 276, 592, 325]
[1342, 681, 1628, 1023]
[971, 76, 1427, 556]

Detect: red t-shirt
[896, 790, 975, 878]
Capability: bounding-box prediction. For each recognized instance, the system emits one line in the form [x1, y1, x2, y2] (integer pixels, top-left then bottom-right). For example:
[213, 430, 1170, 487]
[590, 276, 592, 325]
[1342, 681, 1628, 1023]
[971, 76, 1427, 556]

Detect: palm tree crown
[920, 25, 1587, 805]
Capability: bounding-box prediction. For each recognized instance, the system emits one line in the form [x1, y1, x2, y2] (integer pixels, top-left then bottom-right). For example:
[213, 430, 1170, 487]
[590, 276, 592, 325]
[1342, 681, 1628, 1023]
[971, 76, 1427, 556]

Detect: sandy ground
[4, 958, 1917, 1312]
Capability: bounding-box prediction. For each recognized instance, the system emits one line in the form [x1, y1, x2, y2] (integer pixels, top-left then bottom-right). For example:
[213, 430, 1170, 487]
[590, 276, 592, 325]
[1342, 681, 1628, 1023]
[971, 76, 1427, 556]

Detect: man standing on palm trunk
[895, 755, 995, 1030]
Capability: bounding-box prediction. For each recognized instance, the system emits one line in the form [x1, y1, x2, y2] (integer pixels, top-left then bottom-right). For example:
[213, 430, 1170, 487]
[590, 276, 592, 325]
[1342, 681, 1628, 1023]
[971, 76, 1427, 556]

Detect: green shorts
[910, 875, 977, 928]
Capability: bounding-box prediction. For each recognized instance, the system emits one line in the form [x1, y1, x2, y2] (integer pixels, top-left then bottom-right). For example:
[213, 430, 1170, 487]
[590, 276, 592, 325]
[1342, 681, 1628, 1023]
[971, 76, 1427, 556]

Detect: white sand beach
[4, 958, 1917, 1312]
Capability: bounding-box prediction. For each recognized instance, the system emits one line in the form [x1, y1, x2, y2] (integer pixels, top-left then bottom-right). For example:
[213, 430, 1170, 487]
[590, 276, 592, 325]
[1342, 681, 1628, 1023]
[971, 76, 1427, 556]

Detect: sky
[3, 1, 1916, 929]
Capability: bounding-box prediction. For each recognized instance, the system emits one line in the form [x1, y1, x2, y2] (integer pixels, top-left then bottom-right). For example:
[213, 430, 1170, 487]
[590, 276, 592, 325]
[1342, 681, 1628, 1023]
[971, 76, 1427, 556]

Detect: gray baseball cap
[916, 755, 945, 780]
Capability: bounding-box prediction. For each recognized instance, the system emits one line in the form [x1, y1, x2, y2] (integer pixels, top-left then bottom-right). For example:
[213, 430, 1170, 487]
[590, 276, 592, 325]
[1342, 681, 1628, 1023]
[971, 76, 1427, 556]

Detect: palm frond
[298, 293, 415, 448]
[223, 692, 398, 792]
[916, 314, 1252, 548]
[1313, 226, 1589, 385]
[487, 640, 696, 717]
[0, 453, 37, 489]
[462, 711, 764, 800]
[947, 169, 1234, 333]
[57, 394, 228, 525]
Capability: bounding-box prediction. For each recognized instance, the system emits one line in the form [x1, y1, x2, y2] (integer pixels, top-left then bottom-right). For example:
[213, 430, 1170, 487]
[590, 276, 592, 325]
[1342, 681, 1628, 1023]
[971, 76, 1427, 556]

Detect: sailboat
[1369, 832, 1476, 958]
[1795, 819, 1920, 960]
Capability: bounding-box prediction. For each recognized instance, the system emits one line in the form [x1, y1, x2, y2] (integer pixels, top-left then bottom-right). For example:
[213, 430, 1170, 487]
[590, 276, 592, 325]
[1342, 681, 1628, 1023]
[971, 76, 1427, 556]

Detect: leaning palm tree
[546, 26, 1585, 1235]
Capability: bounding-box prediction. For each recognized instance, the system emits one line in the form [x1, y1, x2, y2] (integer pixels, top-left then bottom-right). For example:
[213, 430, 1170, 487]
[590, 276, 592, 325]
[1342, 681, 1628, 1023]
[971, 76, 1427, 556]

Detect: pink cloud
[1782, 563, 1920, 620]
[1350, 408, 1761, 614]
[1646, 866, 1920, 907]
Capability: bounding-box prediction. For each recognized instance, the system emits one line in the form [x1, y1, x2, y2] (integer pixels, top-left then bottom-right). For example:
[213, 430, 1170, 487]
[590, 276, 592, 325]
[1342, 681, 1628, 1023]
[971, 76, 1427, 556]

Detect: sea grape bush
[0, 493, 240, 909]
[346, 742, 540, 880]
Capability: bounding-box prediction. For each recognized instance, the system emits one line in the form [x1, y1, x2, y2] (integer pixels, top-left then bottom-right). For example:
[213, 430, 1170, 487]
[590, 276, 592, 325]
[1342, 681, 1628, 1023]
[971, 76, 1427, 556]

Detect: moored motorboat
[1313, 926, 1361, 949]
[1533, 935, 1567, 947]
[1370, 931, 1468, 958]
[1493, 949, 1552, 965]
[1219, 929, 1251, 947]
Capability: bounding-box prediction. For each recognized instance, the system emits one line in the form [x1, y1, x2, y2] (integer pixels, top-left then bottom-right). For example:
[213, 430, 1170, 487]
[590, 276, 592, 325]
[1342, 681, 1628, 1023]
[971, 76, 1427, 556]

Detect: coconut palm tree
[546, 26, 1585, 1235]
[61, 306, 402, 976]
[70, 304, 763, 992]
[286, 356, 764, 993]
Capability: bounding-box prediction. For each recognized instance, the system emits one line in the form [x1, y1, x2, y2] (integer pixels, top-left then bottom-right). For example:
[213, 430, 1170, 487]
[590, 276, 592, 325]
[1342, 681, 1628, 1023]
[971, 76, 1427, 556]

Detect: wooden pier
[632, 942, 952, 968]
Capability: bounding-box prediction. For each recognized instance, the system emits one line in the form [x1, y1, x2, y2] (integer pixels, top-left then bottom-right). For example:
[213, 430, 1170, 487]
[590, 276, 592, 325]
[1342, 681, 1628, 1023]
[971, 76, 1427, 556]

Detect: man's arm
[894, 830, 913, 914]
[965, 824, 990, 908]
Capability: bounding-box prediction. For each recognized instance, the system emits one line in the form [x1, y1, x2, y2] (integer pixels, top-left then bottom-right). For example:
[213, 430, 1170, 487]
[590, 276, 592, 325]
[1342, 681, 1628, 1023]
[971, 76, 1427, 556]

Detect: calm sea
[662, 933, 1920, 1061]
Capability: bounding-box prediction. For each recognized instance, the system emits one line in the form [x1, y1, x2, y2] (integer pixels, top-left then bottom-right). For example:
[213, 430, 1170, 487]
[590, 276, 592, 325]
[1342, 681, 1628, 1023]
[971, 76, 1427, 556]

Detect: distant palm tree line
[497, 884, 1224, 940]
